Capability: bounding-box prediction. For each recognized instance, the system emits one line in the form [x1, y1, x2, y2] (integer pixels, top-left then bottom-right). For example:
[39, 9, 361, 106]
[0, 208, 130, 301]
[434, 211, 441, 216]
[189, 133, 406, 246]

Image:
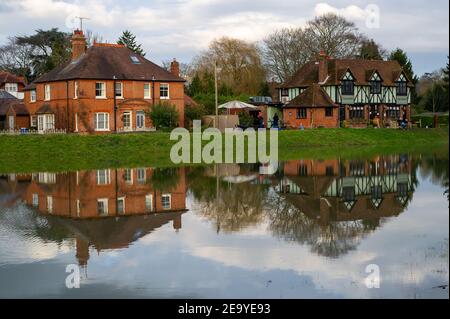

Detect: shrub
[238, 112, 254, 127]
[185, 104, 207, 128]
[148, 102, 179, 131]
[411, 115, 449, 128]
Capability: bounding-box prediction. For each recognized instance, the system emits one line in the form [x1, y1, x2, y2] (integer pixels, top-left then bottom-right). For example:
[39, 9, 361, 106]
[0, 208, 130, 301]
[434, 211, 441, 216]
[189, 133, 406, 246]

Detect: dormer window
[370, 81, 381, 94]
[396, 81, 407, 96]
[341, 80, 354, 95]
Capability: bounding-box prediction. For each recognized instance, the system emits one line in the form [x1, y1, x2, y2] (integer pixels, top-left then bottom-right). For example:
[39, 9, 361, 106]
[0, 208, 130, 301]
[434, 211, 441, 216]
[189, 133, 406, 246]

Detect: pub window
[298, 164, 308, 176]
[325, 107, 333, 117]
[144, 83, 151, 99]
[341, 80, 354, 95]
[370, 81, 381, 94]
[349, 106, 364, 119]
[281, 88, 289, 96]
[145, 194, 153, 212]
[342, 187, 355, 202]
[296, 108, 307, 119]
[326, 166, 334, 176]
[44, 84, 51, 101]
[95, 112, 109, 131]
[123, 169, 133, 184]
[387, 106, 400, 119]
[396, 81, 407, 96]
[30, 90, 36, 102]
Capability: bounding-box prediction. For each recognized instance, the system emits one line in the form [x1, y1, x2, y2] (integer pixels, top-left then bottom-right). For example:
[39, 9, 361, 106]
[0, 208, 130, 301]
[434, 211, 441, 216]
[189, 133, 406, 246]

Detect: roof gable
[286, 84, 335, 108]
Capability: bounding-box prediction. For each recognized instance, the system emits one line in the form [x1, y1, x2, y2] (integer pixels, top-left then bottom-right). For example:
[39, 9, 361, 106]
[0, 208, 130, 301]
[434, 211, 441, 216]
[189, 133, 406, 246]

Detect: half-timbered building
[278, 52, 414, 128]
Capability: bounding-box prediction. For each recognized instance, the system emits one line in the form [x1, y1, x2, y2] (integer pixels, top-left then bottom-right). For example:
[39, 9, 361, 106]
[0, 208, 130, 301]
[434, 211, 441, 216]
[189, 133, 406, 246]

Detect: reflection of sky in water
[0, 157, 448, 299]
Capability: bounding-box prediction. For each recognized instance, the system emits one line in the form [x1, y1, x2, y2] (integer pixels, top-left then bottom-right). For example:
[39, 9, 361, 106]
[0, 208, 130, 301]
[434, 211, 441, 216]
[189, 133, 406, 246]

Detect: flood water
[0, 151, 448, 299]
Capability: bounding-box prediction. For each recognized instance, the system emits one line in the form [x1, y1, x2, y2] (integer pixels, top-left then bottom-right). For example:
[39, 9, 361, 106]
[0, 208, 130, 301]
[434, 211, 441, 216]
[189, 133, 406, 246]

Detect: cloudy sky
[0, 0, 448, 75]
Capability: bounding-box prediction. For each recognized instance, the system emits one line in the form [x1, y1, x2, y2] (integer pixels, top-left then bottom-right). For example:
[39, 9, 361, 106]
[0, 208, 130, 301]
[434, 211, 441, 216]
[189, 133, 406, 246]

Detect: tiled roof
[33, 45, 185, 83]
[0, 71, 26, 85]
[281, 58, 414, 88]
[0, 93, 28, 116]
[285, 84, 336, 108]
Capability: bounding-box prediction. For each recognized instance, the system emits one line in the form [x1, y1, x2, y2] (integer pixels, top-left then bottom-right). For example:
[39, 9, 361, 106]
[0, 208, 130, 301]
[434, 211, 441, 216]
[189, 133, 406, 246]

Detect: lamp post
[214, 61, 219, 128]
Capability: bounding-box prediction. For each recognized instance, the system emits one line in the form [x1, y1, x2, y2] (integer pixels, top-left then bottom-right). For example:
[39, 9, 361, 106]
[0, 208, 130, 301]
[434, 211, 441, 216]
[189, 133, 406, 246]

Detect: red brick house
[0, 91, 29, 130]
[283, 84, 339, 128]
[278, 52, 414, 128]
[0, 71, 26, 99]
[23, 30, 186, 133]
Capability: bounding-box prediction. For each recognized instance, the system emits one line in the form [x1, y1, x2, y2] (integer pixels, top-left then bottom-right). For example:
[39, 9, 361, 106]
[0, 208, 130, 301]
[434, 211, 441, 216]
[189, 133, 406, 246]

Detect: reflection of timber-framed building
[277, 155, 414, 222]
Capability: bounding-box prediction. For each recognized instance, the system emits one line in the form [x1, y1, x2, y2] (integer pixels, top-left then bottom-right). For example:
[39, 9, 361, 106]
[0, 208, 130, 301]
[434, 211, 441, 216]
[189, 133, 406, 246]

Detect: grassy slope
[0, 128, 448, 173]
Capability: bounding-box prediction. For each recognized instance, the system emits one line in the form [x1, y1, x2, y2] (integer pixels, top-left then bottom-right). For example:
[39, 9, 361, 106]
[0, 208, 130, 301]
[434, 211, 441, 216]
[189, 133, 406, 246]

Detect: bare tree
[0, 37, 35, 80]
[85, 30, 104, 47]
[304, 13, 362, 59]
[261, 28, 311, 82]
[192, 37, 266, 95]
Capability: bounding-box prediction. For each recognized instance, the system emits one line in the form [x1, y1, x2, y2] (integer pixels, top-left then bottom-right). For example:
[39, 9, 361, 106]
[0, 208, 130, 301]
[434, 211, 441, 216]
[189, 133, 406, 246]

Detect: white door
[8, 116, 14, 129]
[123, 111, 132, 131]
[136, 111, 145, 129]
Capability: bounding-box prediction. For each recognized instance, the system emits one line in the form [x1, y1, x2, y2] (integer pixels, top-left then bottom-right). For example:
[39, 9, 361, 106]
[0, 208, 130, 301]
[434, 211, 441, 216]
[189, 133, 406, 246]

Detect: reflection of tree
[265, 193, 376, 258]
[150, 167, 181, 192]
[188, 167, 269, 233]
[0, 204, 72, 244]
[419, 153, 449, 201]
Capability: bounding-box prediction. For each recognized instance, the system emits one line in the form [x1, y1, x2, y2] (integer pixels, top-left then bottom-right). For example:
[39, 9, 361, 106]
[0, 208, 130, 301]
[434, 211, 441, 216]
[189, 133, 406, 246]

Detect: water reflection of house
[23, 168, 186, 218]
[4, 168, 187, 267]
[277, 155, 414, 223]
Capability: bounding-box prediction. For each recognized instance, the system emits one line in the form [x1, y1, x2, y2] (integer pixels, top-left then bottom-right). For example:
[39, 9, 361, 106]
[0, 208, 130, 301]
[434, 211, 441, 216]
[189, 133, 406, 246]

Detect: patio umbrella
[218, 100, 257, 110]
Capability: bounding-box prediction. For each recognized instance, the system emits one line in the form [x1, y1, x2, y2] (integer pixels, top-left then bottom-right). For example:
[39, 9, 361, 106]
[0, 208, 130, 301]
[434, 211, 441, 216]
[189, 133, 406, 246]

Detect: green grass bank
[0, 128, 448, 173]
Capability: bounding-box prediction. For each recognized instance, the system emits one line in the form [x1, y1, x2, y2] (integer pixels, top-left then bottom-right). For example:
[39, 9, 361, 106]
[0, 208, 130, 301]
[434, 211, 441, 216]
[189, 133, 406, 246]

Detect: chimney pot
[71, 30, 87, 61]
[170, 58, 180, 77]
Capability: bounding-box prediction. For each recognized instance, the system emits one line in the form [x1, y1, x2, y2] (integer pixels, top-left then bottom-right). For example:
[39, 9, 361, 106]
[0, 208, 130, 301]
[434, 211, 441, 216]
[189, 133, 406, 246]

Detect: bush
[238, 112, 254, 127]
[185, 104, 207, 128]
[411, 115, 449, 128]
[148, 102, 179, 131]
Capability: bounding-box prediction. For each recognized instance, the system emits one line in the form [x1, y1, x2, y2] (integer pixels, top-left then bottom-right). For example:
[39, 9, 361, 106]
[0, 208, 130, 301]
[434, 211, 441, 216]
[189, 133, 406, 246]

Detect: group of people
[256, 112, 280, 129]
[372, 110, 408, 129]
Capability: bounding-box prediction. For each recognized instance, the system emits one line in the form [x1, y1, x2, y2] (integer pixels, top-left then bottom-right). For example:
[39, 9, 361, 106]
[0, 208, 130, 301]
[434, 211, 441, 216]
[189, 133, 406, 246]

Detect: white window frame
[45, 114, 55, 130]
[30, 90, 36, 103]
[76, 199, 81, 217]
[117, 197, 126, 215]
[123, 168, 133, 184]
[32, 194, 39, 207]
[136, 110, 145, 129]
[95, 82, 106, 99]
[5, 83, 18, 92]
[161, 194, 172, 210]
[96, 169, 111, 185]
[47, 196, 53, 214]
[74, 81, 78, 99]
[115, 82, 123, 99]
[74, 113, 78, 132]
[97, 198, 109, 216]
[122, 111, 132, 131]
[31, 116, 37, 127]
[137, 168, 146, 184]
[44, 84, 51, 101]
[95, 112, 110, 131]
[160, 83, 169, 99]
[145, 194, 153, 212]
[144, 83, 151, 99]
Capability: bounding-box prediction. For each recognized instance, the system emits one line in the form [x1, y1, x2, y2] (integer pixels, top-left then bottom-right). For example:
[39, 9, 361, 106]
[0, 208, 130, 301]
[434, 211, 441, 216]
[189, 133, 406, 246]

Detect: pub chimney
[170, 58, 180, 77]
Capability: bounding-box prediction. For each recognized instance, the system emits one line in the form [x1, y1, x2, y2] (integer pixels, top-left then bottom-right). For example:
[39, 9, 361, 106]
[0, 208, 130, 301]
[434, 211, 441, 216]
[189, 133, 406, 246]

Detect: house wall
[283, 107, 339, 129]
[25, 79, 185, 133]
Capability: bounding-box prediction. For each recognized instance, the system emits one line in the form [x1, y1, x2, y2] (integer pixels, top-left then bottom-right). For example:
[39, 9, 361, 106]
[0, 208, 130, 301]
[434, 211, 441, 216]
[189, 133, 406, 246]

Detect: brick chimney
[71, 30, 86, 60]
[318, 50, 329, 83]
[170, 58, 180, 77]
